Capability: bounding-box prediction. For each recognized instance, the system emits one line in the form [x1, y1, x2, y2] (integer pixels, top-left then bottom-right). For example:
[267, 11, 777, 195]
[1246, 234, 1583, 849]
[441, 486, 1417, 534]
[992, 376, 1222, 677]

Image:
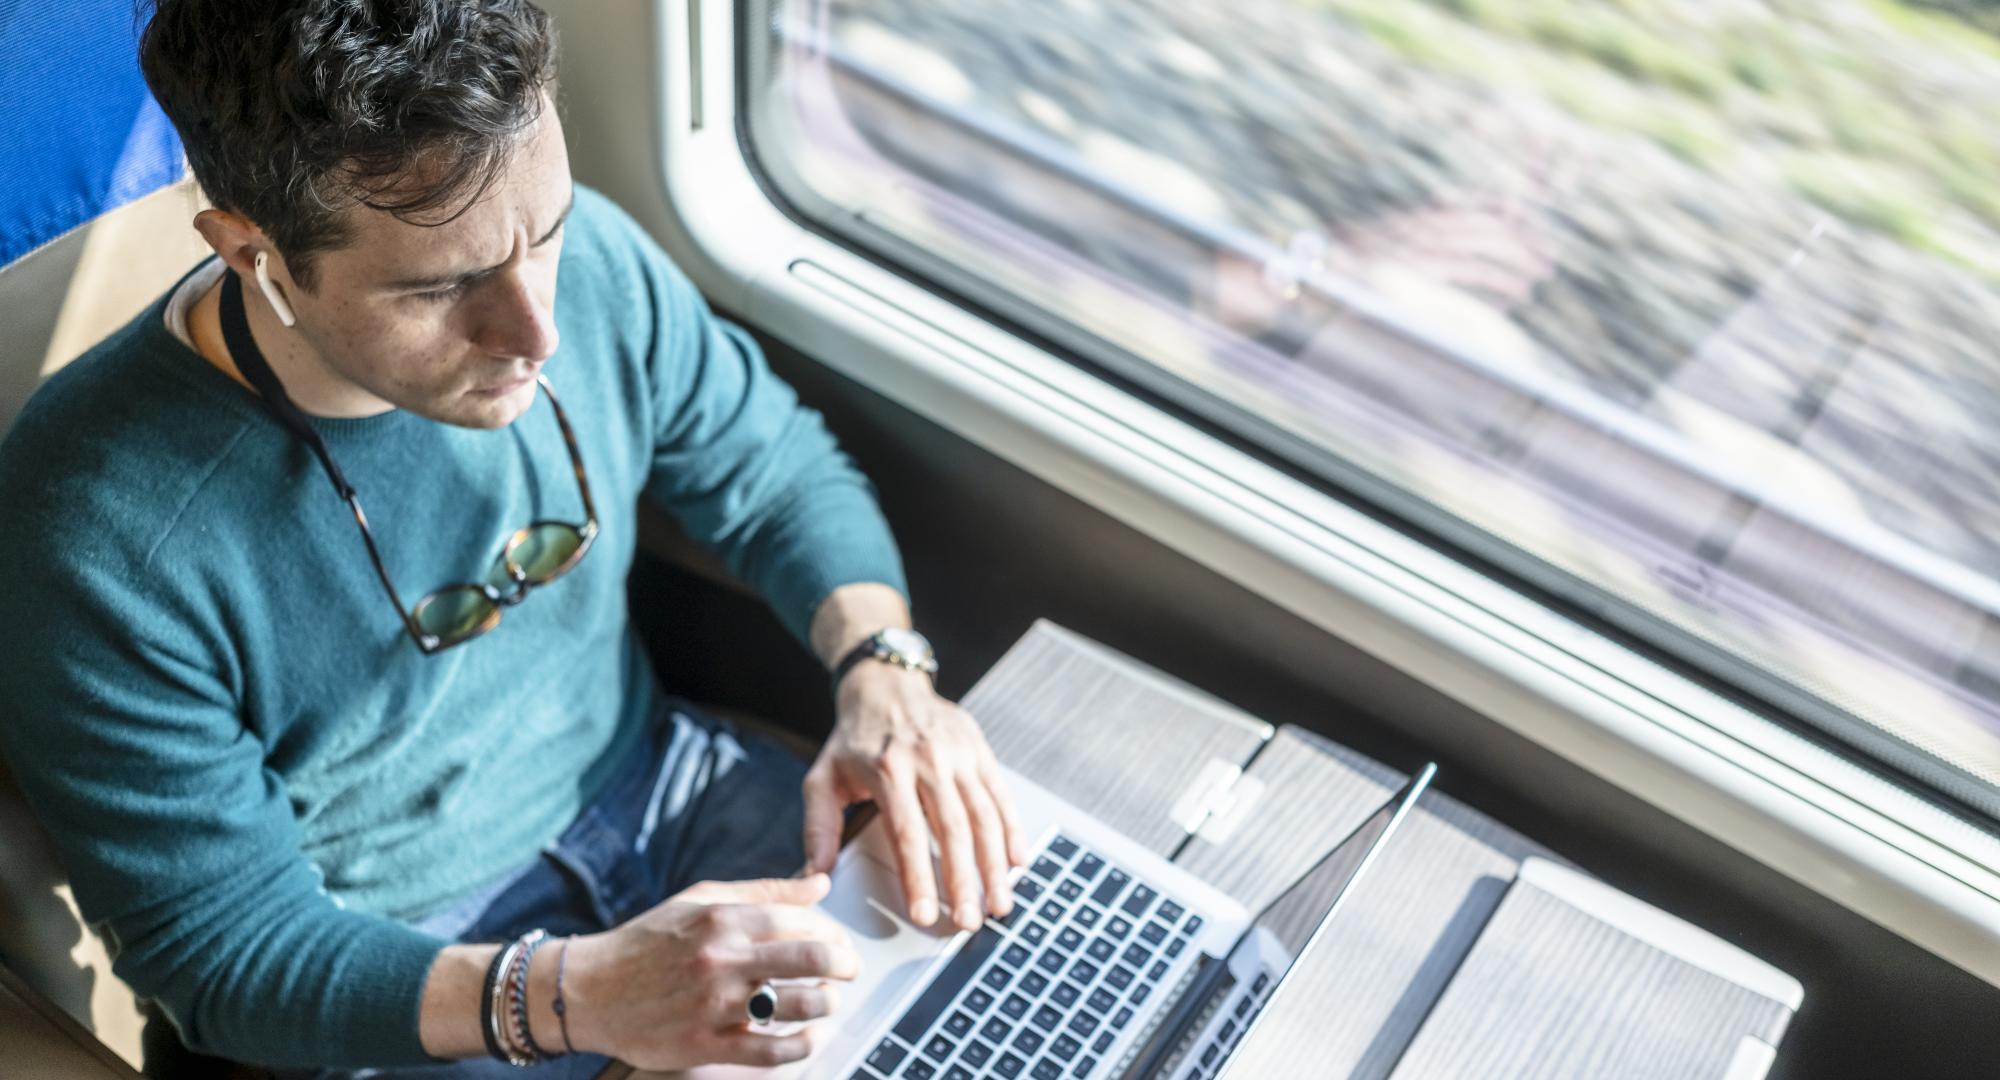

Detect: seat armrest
[0, 961, 144, 1078]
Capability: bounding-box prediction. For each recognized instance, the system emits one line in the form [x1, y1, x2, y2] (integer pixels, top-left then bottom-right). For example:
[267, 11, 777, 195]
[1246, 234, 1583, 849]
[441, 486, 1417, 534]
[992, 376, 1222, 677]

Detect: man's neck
[185, 272, 394, 419]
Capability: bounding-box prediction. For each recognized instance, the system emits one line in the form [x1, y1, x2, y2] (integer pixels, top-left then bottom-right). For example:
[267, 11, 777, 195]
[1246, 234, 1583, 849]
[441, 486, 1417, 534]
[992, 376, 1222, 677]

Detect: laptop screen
[1119, 764, 1436, 1080]
[1234, 761, 1437, 967]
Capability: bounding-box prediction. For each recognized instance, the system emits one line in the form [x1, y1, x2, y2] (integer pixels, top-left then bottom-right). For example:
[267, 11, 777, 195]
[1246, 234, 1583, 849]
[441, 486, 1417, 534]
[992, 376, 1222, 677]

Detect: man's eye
[418, 282, 469, 303]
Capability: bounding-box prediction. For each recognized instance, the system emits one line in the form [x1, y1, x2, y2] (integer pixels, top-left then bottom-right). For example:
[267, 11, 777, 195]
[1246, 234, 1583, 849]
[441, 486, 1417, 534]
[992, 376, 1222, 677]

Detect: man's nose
[474, 274, 560, 362]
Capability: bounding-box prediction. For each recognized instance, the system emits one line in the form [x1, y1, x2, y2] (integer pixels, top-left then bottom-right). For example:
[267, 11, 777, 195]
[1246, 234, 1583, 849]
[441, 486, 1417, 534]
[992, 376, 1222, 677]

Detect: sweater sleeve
[629, 221, 909, 645]
[0, 541, 446, 1069]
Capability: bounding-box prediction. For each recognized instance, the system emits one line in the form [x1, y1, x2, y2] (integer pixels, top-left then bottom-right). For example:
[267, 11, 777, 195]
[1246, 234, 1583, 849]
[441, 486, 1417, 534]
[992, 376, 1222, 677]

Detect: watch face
[878, 627, 933, 661]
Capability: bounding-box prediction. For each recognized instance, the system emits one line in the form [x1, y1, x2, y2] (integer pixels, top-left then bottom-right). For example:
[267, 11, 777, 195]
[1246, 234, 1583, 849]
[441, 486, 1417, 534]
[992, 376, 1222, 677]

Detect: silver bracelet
[487, 937, 532, 1067]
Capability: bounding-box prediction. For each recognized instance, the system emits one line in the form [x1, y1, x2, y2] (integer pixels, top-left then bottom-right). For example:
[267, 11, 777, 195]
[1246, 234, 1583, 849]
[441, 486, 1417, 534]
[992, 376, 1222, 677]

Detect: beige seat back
[0, 178, 212, 1074]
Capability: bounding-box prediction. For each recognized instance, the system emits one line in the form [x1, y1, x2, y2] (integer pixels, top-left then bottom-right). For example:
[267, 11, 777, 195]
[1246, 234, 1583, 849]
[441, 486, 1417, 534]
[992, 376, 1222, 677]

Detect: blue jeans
[282, 702, 811, 1079]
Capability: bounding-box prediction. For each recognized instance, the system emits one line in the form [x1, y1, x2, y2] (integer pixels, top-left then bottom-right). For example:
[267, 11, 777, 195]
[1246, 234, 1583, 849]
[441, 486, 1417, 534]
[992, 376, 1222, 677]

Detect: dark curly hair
[138, 0, 559, 289]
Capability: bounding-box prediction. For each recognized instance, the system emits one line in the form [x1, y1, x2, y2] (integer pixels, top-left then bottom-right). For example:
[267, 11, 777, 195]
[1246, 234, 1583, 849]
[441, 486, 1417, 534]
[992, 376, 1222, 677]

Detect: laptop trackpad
[665, 819, 960, 1079]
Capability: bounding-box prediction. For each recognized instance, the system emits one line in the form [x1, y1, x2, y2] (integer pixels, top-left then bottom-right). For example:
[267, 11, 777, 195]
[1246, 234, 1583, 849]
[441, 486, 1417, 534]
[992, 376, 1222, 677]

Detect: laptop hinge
[1169, 759, 1268, 844]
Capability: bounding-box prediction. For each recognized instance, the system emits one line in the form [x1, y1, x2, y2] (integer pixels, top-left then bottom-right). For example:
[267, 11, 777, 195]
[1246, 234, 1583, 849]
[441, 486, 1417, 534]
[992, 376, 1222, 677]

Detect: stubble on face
[291, 103, 574, 430]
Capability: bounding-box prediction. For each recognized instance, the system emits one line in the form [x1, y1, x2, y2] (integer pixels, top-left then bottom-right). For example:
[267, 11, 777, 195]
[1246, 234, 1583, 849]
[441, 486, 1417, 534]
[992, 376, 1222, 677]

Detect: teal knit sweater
[0, 187, 906, 1068]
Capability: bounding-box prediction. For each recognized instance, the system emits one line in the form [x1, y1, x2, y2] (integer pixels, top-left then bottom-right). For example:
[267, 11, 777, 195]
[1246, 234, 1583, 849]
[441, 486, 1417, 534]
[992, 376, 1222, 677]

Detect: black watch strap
[831, 635, 884, 690]
[831, 630, 936, 691]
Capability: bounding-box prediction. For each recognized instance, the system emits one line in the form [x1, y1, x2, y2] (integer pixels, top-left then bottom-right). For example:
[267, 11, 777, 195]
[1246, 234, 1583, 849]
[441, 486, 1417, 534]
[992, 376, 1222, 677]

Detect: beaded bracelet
[508, 930, 551, 1064]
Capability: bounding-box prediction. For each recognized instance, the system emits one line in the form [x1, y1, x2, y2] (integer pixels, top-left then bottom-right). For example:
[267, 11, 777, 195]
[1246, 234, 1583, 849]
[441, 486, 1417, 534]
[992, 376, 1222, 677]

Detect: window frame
[562, 0, 2000, 987]
[728, 4, 2000, 829]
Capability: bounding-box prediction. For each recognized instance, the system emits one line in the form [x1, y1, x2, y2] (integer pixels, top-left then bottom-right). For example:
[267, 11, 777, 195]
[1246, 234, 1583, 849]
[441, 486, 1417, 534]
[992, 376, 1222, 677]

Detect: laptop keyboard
[851, 833, 1206, 1080]
[1169, 968, 1276, 1080]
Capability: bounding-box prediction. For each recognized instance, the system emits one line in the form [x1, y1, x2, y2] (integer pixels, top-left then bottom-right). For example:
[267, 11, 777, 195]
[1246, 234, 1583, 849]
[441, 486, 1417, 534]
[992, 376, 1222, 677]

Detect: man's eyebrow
[385, 189, 576, 291]
[533, 190, 575, 248]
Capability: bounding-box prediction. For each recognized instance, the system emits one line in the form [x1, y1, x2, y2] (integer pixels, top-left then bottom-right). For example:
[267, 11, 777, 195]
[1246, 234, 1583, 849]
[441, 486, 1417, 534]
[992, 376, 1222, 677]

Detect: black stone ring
[746, 981, 779, 1026]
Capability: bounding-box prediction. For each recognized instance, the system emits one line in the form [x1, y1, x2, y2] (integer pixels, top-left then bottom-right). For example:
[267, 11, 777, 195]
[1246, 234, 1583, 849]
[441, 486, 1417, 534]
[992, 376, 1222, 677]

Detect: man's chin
[418, 381, 538, 429]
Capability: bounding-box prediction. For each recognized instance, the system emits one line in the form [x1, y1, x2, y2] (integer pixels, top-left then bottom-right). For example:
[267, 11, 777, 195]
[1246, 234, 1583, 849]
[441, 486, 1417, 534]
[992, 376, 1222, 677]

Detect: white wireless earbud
[254, 250, 298, 328]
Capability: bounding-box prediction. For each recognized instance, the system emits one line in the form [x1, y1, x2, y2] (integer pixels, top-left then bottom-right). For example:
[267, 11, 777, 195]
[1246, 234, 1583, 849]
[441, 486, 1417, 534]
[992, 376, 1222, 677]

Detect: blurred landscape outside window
[742, 0, 2000, 827]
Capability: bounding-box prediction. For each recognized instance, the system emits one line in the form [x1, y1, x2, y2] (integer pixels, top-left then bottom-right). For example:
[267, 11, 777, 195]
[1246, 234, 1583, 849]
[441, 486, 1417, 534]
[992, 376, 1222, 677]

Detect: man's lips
[471, 371, 537, 397]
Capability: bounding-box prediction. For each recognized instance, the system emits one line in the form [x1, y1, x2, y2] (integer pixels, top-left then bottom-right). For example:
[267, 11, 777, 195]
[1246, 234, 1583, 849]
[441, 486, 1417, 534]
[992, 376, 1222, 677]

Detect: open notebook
[1387, 857, 1802, 1080]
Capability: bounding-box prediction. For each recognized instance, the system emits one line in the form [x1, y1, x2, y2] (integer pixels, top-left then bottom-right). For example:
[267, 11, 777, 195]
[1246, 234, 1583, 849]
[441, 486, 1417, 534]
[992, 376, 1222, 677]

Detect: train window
[739, 1, 2000, 818]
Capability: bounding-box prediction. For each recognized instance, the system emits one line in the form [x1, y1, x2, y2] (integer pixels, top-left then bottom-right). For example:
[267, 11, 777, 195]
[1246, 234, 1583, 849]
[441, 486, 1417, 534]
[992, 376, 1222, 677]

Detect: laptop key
[903, 1060, 937, 1079]
[945, 1068, 974, 1080]
[1057, 927, 1085, 951]
[1031, 857, 1062, 881]
[1074, 905, 1102, 929]
[1091, 869, 1130, 906]
[893, 926, 1003, 1044]
[995, 1052, 1025, 1078]
[1166, 937, 1186, 958]
[1013, 1029, 1044, 1056]
[1111, 1006, 1134, 1029]
[1157, 899, 1184, 924]
[1051, 982, 1081, 1008]
[1122, 884, 1157, 918]
[865, 1039, 907, 1074]
[1036, 950, 1065, 974]
[1031, 1060, 1062, 1080]
[1013, 878, 1043, 903]
[1056, 879, 1084, 901]
[1032, 1005, 1062, 1032]
[1067, 1011, 1099, 1037]
[1105, 966, 1134, 990]
[981, 1017, 1011, 1043]
[1052, 1033, 1082, 1061]
[1077, 1056, 1098, 1077]
[1050, 835, 1079, 860]
[1139, 922, 1168, 945]
[1001, 994, 1030, 1020]
[944, 1011, 975, 1038]
[1002, 943, 1031, 968]
[1087, 988, 1117, 1012]
[1251, 972, 1270, 995]
[962, 1041, 994, 1068]
[1093, 1030, 1115, 1054]
[1075, 853, 1104, 880]
[966, 988, 996, 1014]
[1039, 901, 1066, 923]
[1131, 983, 1152, 1005]
[1070, 959, 1100, 985]
[1021, 972, 1050, 996]
[1149, 959, 1170, 982]
[1183, 915, 1203, 936]
[1087, 939, 1115, 963]
[1106, 916, 1133, 940]
[1219, 1019, 1238, 1045]
[1233, 996, 1253, 1018]
[1122, 944, 1150, 969]
[1020, 922, 1049, 946]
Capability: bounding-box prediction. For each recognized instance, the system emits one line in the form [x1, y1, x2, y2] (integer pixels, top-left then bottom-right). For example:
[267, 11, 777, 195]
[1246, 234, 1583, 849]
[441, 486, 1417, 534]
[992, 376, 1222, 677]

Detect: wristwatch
[832, 627, 938, 689]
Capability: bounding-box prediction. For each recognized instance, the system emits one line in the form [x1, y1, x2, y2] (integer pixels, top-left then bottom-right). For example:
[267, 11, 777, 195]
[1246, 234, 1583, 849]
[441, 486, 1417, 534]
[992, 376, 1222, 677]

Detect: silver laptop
[682, 761, 1434, 1080]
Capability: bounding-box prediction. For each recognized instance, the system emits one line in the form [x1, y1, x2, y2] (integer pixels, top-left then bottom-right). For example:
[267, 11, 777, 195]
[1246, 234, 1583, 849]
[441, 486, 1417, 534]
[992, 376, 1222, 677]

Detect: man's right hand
[554, 874, 861, 1070]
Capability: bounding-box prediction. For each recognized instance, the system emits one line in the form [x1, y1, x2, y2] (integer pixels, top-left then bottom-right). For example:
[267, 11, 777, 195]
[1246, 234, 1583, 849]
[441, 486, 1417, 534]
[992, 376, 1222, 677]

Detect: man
[0, 0, 1025, 1074]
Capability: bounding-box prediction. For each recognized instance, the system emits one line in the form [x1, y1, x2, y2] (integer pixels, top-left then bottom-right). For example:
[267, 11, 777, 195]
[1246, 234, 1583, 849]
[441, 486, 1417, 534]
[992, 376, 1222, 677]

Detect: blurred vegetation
[1891, 0, 2000, 40]
[1305, 0, 2000, 277]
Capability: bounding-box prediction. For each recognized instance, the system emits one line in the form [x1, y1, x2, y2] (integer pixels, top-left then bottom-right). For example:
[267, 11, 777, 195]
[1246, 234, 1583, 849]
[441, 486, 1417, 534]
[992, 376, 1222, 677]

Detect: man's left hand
[801, 663, 1028, 932]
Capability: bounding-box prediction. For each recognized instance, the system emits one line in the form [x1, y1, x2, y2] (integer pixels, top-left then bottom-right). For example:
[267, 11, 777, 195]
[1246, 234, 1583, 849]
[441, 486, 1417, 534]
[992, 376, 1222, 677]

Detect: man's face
[283, 103, 574, 429]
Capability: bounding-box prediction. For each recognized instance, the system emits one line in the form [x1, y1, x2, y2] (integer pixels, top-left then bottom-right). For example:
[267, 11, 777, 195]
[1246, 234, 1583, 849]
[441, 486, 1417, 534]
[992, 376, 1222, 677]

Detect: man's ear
[191, 207, 268, 280]
[194, 209, 303, 325]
